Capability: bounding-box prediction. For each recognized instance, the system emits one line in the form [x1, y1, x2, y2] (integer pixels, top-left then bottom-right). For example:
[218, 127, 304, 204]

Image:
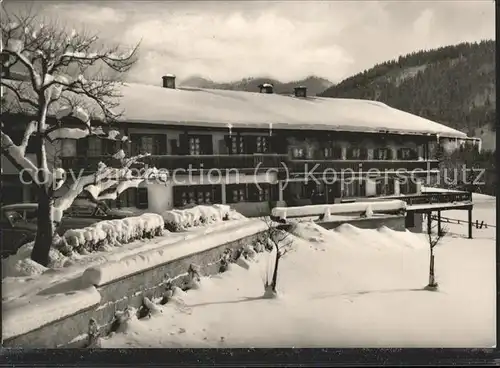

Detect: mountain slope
[319, 40, 495, 147]
[179, 75, 334, 96]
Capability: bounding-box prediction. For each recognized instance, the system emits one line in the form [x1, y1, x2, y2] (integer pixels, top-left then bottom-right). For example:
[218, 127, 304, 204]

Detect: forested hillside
[319, 41, 495, 146]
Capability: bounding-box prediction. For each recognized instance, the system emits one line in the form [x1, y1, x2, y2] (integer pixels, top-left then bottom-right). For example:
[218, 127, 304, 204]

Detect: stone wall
[2, 213, 407, 348]
[2, 232, 263, 349]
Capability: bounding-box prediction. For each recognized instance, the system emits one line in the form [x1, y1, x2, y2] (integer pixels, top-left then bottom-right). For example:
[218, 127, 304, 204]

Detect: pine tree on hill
[319, 41, 495, 137]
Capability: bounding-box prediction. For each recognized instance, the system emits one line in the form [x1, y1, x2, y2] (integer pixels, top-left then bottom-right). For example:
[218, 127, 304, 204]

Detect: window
[323, 146, 342, 159]
[232, 188, 245, 202]
[376, 179, 395, 196]
[88, 137, 102, 157]
[343, 180, 365, 197]
[174, 186, 218, 207]
[186, 135, 212, 155]
[248, 183, 270, 202]
[292, 147, 305, 158]
[226, 184, 246, 203]
[189, 136, 201, 155]
[347, 147, 365, 159]
[375, 148, 392, 160]
[227, 135, 244, 154]
[398, 148, 415, 160]
[256, 136, 269, 153]
[130, 134, 166, 155]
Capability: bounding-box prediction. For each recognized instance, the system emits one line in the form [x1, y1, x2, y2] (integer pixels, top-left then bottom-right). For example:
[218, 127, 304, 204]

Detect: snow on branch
[52, 153, 166, 221]
[1, 7, 139, 124]
[0, 128, 38, 174]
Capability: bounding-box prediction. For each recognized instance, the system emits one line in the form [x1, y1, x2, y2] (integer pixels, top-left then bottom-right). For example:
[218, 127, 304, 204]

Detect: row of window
[61, 133, 421, 161]
[172, 184, 277, 207]
[291, 146, 420, 160]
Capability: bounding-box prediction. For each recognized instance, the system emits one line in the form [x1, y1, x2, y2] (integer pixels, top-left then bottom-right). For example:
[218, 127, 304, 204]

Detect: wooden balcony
[60, 154, 289, 173]
[281, 160, 439, 180]
[61, 154, 439, 177]
[399, 191, 472, 206]
[372, 191, 472, 208]
[144, 154, 289, 171]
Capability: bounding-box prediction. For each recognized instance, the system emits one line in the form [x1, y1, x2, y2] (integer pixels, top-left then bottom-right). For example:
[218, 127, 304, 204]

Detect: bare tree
[0, 7, 162, 266]
[260, 216, 293, 298]
[425, 216, 448, 290]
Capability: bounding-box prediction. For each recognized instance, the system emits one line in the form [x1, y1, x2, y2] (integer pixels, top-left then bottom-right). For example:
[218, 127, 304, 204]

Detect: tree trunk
[428, 249, 435, 286]
[271, 250, 280, 292]
[31, 186, 54, 267]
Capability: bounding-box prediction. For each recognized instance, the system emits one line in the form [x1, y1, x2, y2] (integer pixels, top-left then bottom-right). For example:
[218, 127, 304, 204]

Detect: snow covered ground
[102, 193, 496, 348]
[2, 205, 249, 341]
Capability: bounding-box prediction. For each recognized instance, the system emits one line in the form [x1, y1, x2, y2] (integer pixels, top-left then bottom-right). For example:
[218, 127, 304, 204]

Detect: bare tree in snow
[0, 7, 163, 266]
[425, 215, 448, 291]
[260, 216, 293, 298]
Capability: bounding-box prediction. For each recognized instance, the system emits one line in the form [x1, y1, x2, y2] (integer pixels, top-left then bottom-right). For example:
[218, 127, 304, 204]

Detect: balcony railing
[401, 191, 472, 206]
[144, 154, 289, 171]
[61, 154, 440, 175]
[373, 191, 472, 206]
[284, 159, 439, 174]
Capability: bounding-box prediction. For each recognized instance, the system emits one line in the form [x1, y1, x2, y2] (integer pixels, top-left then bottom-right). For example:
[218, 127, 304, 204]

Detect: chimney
[162, 74, 176, 89]
[258, 83, 274, 94]
[294, 86, 307, 98]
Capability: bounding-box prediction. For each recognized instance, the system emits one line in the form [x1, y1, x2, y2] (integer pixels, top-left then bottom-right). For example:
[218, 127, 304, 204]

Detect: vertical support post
[221, 183, 226, 204]
[437, 211, 442, 236]
[278, 181, 284, 202]
[325, 182, 329, 204]
[427, 211, 432, 234]
[468, 208, 473, 239]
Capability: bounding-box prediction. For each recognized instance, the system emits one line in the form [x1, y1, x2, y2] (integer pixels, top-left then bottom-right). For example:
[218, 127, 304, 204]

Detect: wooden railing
[389, 191, 472, 206]
[284, 159, 439, 173]
[60, 154, 440, 175]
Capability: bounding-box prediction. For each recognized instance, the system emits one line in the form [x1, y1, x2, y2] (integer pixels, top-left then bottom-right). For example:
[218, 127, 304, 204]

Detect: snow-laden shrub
[61, 213, 165, 255]
[162, 205, 244, 232]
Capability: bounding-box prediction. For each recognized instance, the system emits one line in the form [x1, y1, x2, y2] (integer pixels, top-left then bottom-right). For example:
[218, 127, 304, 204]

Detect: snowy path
[103, 196, 496, 348]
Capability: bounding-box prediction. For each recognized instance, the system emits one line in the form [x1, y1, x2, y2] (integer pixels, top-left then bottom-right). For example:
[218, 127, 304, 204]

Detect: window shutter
[157, 135, 167, 154]
[179, 133, 189, 155]
[218, 139, 228, 154]
[360, 147, 368, 160]
[387, 148, 393, 160]
[76, 138, 89, 156]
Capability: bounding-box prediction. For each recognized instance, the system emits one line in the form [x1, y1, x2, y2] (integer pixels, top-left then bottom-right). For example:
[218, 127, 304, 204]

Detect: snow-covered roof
[112, 83, 466, 138]
[2, 77, 467, 138]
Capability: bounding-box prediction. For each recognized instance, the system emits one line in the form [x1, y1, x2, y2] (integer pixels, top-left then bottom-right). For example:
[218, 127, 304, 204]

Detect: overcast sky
[6, 0, 496, 84]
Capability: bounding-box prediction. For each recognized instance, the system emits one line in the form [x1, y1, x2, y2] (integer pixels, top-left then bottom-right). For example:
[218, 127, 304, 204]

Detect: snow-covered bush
[162, 205, 245, 232]
[60, 213, 165, 254]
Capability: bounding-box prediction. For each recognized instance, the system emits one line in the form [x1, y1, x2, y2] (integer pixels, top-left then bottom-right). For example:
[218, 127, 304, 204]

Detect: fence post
[468, 208, 473, 239]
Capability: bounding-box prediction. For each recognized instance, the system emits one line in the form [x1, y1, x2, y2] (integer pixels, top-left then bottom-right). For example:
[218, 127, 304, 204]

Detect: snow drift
[82, 219, 267, 287]
[162, 204, 245, 231]
[103, 212, 496, 348]
[60, 213, 165, 255]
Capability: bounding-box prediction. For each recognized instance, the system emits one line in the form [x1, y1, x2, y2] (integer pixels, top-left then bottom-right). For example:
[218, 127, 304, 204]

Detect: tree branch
[0, 80, 38, 109]
[0, 128, 38, 174]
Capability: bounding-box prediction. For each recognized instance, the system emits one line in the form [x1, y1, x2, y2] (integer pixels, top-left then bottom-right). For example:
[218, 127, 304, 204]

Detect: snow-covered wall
[230, 200, 286, 217]
[2, 221, 268, 348]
